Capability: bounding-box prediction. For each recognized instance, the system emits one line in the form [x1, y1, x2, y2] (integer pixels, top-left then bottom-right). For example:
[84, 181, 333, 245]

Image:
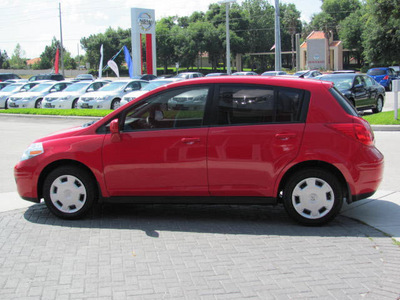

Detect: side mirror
[354, 84, 363, 90]
[50, 88, 56, 93]
[110, 119, 120, 134]
[110, 119, 121, 142]
[87, 88, 94, 92]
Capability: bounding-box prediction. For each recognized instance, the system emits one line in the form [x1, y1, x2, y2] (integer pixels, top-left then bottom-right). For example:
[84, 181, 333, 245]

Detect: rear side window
[216, 85, 306, 125]
[329, 87, 358, 116]
[367, 69, 386, 76]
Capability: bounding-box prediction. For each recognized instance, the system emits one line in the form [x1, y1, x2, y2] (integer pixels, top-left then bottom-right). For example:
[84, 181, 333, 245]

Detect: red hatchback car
[14, 76, 384, 225]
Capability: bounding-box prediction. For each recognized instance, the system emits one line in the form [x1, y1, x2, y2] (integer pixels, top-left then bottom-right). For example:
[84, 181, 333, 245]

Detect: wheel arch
[37, 159, 100, 202]
[277, 160, 350, 203]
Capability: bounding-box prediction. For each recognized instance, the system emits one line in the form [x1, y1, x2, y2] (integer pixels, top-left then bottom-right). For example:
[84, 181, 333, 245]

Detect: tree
[338, 8, 365, 66]
[0, 50, 8, 69]
[320, 0, 361, 39]
[281, 3, 302, 69]
[80, 27, 130, 72]
[9, 44, 26, 69]
[38, 37, 76, 70]
[362, 0, 400, 65]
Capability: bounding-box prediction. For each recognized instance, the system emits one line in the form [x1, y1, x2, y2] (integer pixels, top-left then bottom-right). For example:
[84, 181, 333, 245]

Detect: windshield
[175, 74, 189, 79]
[1, 84, 22, 92]
[64, 82, 89, 92]
[99, 81, 126, 92]
[320, 76, 354, 89]
[367, 69, 386, 76]
[30, 83, 53, 92]
[142, 80, 171, 91]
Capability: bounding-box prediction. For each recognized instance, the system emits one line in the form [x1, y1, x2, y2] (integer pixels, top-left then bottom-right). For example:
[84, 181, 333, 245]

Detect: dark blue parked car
[367, 67, 398, 91]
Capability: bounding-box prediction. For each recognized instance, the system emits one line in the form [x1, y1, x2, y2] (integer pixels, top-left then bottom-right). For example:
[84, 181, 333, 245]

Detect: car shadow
[22, 202, 386, 239]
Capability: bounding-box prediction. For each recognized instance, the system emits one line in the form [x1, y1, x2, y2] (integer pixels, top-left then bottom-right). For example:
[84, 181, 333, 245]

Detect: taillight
[383, 75, 389, 80]
[326, 117, 374, 146]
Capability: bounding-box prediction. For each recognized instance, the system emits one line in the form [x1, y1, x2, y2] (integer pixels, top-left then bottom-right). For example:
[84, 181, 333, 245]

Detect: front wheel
[43, 166, 97, 219]
[35, 99, 42, 109]
[72, 99, 78, 109]
[283, 168, 343, 225]
[372, 96, 383, 113]
[111, 99, 120, 110]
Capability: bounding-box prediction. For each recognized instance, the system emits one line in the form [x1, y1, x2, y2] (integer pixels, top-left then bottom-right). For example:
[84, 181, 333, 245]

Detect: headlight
[20, 143, 44, 161]
[60, 96, 70, 101]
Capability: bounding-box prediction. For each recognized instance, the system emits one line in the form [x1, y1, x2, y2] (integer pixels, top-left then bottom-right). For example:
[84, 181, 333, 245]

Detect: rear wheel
[43, 166, 97, 219]
[387, 81, 392, 91]
[283, 168, 343, 225]
[372, 96, 383, 113]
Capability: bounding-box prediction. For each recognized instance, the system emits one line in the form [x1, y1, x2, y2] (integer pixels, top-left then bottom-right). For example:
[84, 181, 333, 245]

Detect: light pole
[219, 0, 236, 75]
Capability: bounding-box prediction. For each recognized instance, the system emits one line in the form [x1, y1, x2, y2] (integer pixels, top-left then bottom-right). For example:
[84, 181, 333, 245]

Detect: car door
[102, 85, 211, 197]
[207, 84, 307, 197]
[363, 75, 377, 105]
[352, 76, 368, 108]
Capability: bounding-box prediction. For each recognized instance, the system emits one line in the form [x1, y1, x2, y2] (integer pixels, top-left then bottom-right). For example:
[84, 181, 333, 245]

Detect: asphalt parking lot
[0, 110, 399, 299]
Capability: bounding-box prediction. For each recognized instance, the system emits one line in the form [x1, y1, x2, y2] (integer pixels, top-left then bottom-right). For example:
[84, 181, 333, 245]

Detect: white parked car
[120, 78, 182, 106]
[0, 82, 39, 109]
[42, 80, 109, 109]
[174, 72, 204, 80]
[8, 81, 72, 109]
[77, 79, 148, 110]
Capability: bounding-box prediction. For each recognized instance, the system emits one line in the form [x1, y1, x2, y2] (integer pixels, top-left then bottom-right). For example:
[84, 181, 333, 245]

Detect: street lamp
[219, 0, 236, 75]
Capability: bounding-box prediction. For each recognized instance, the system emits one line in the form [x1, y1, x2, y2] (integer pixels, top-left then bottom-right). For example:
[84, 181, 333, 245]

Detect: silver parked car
[77, 80, 149, 110]
[8, 81, 72, 109]
[42, 80, 109, 109]
[174, 72, 204, 80]
[120, 78, 182, 106]
[0, 81, 41, 109]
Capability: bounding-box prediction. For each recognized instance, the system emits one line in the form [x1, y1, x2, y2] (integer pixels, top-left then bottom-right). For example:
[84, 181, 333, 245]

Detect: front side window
[121, 86, 209, 131]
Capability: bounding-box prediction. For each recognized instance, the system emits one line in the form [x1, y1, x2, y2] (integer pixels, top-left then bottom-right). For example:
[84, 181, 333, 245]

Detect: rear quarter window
[329, 87, 358, 116]
[216, 84, 308, 125]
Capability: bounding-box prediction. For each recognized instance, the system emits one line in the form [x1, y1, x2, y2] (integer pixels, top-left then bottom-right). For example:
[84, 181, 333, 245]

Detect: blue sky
[0, 0, 322, 59]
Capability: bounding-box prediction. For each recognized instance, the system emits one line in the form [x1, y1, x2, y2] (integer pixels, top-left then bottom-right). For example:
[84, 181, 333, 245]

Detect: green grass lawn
[1, 108, 400, 125]
[0, 109, 112, 117]
[362, 110, 400, 125]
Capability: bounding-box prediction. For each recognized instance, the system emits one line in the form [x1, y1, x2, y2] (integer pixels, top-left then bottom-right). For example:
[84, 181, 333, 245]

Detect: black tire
[387, 81, 392, 91]
[111, 99, 120, 110]
[282, 168, 343, 225]
[72, 99, 78, 109]
[372, 96, 383, 114]
[43, 166, 97, 219]
[4, 99, 8, 109]
[35, 99, 42, 109]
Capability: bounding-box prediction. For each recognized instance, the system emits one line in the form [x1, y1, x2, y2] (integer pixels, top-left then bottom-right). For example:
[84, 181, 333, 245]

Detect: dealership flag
[54, 47, 59, 73]
[99, 44, 104, 78]
[270, 44, 276, 50]
[107, 60, 119, 78]
[123, 46, 133, 78]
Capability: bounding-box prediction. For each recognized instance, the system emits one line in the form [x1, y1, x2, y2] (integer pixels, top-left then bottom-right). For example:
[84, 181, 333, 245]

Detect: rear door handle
[181, 137, 201, 145]
[275, 133, 297, 141]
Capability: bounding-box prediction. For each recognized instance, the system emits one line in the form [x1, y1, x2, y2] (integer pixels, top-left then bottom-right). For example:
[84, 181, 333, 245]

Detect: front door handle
[275, 133, 297, 141]
[181, 137, 201, 145]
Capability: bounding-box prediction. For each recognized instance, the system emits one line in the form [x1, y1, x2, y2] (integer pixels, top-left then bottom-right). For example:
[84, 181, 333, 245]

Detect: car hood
[34, 121, 98, 143]
[123, 90, 148, 98]
[18, 91, 48, 98]
[84, 91, 120, 98]
[45, 91, 80, 98]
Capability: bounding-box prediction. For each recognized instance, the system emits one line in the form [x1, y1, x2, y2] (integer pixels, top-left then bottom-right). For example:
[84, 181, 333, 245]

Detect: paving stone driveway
[0, 203, 399, 300]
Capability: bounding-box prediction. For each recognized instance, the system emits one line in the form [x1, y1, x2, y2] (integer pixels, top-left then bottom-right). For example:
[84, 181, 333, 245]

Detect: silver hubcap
[292, 177, 334, 219]
[377, 98, 382, 111]
[50, 175, 87, 213]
